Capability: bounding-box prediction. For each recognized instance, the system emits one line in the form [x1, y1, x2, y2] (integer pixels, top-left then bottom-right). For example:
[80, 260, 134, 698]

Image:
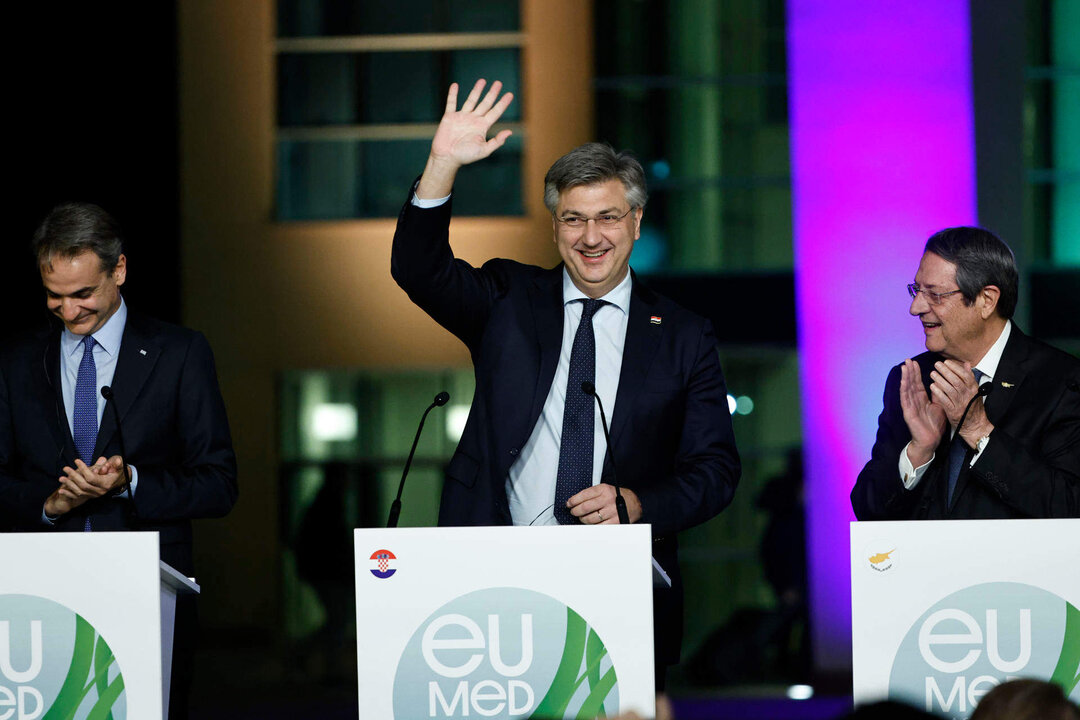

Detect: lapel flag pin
[1000, 381, 1014, 388]
[139, 349, 147, 356]
[650, 316, 662, 325]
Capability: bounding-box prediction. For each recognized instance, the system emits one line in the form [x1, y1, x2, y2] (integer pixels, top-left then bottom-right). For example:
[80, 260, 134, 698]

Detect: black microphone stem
[956, 382, 992, 437]
[582, 382, 630, 525]
[387, 392, 449, 528]
[100, 386, 136, 518]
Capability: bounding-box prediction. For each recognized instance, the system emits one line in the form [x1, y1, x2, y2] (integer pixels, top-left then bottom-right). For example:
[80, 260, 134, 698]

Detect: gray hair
[32, 202, 125, 272]
[924, 226, 1019, 319]
[543, 142, 648, 214]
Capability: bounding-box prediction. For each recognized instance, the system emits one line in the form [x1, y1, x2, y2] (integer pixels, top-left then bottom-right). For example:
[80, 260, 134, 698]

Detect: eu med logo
[1, 593, 127, 720]
[393, 587, 619, 719]
[888, 581, 1080, 718]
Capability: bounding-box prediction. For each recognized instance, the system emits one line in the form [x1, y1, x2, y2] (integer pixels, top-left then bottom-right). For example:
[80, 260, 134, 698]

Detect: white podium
[0, 532, 198, 720]
[354, 525, 657, 719]
[851, 519, 1080, 718]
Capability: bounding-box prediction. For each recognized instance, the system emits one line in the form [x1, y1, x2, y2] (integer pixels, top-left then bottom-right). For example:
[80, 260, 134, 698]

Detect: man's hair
[543, 142, 648, 214]
[970, 678, 1079, 720]
[924, 226, 1019, 319]
[32, 202, 125, 272]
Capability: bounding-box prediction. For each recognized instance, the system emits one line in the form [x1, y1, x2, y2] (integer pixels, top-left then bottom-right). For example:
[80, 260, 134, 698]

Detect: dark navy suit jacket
[0, 312, 238, 574]
[852, 325, 1080, 520]
[391, 191, 741, 662]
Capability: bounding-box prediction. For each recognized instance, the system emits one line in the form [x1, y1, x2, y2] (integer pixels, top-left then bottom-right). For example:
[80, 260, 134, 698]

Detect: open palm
[430, 79, 514, 166]
[900, 359, 947, 459]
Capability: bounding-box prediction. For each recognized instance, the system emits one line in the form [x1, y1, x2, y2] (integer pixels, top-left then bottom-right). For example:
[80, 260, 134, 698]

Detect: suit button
[509, 448, 519, 456]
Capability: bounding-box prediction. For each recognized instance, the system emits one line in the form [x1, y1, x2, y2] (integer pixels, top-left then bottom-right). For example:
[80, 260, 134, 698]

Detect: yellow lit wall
[178, 1, 594, 631]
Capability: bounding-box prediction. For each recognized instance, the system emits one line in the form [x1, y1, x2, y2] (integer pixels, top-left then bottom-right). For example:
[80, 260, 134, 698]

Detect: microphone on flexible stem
[387, 391, 450, 528]
[956, 382, 993, 436]
[582, 381, 629, 525]
[100, 386, 136, 515]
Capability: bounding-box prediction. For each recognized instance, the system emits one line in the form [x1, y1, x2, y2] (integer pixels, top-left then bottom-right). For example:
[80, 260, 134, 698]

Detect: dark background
[6, 4, 180, 337]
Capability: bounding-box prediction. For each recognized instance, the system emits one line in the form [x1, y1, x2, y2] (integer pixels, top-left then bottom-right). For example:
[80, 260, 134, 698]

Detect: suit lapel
[982, 326, 1028, 422]
[40, 329, 76, 458]
[94, 316, 161, 458]
[609, 276, 662, 450]
[527, 268, 566, 428]
[951, 326, 1027, 512]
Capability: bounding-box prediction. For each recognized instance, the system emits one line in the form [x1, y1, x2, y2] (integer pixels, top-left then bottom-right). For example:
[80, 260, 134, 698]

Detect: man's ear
[978, 284, 1000, 319]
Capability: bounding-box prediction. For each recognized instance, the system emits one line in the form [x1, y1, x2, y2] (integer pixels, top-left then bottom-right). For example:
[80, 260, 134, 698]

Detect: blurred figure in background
[970, 678, 1079, 720]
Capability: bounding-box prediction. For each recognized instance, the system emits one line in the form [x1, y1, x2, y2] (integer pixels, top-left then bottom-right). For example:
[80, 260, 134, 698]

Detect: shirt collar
[61, 297, 128, 358]
[974, 319, 1011, 382]
[561, 268, 633, 316]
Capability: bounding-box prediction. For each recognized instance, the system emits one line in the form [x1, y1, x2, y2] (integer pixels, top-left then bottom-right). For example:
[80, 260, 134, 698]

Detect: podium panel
[851, 519, 1080, 718]
[1, 532, 166, 720]
[355, 525, 656, 719]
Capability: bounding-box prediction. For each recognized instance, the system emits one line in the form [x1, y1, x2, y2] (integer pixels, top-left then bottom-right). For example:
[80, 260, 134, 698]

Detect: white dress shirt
[58, 297, 139, 495]
[506, 270, 631, 525]
[409, 190, 632, 525]
[900, 320, 1011, 488]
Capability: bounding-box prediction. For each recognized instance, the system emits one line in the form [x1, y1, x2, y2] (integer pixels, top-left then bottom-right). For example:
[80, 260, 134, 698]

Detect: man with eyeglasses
[852, 226, 1080, 519]
[392, 79, 741, 685]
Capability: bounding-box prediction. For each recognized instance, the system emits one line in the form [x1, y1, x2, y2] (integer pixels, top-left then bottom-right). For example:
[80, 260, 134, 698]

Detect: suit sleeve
[130, 332, 238, 522]
[390, 189, 504, 350]
[851, 364, 925, 520]
[0, 363, 42, 527]
[967, 369, 1080, 518]
[634, 322, 741, 536]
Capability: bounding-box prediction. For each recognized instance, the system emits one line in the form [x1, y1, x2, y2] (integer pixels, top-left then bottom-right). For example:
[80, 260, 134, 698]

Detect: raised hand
[417, 79, 515, 199]
[899, 358, 947, 466]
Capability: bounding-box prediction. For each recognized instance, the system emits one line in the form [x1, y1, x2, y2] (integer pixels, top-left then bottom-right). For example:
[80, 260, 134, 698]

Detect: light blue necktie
[73, 335, 97, 531]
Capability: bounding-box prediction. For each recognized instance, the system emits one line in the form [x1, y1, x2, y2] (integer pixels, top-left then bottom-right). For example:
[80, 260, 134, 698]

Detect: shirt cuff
[411, 192, 450, 208]
[969, 435, 990, 467]
[127, 465, 139, 497]
[899, 443, 935, 489]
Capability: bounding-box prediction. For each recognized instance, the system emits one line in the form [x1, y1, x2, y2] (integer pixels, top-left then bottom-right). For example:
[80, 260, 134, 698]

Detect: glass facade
[274, 0, 524, 219]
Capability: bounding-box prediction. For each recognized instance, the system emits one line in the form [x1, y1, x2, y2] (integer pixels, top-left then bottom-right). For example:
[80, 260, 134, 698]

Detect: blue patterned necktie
[74, 335, 97, 531]
[946, 368, 984, 507]
[554, 299, 604, 524]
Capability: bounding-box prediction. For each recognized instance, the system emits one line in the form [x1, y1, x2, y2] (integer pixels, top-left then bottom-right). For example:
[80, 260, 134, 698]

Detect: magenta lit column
[787, 2, 977, 671]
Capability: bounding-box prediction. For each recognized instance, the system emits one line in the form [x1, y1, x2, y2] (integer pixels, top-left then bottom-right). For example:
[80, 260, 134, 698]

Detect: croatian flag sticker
[370, 549, 397, 579]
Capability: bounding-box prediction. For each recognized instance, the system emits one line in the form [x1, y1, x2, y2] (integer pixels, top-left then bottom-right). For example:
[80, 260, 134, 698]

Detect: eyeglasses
[555, 207, 635, 230]
[907, 283, 962, 305]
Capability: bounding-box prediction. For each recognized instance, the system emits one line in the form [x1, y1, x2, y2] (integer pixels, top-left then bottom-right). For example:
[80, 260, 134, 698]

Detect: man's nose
[582, 219, 603, 244]
[909, 291, 928, 316]
[60, 299, 80, 319]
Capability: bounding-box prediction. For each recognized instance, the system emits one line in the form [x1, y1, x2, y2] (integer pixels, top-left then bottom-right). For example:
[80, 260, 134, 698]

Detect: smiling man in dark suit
[392, 79, 741, 685]
[852, 226, 1080, 520]
[0, 201, 238, 717]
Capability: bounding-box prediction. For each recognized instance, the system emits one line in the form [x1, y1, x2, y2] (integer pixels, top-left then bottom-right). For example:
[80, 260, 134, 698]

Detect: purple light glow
[788, 2, 976, 671]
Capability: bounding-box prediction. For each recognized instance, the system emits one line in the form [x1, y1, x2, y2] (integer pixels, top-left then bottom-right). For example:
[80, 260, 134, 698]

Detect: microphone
[100, 386, 136, 513]
[955, 381, 993, 437]
[387, 391, 450, 528]
[582, 381, 629, 525]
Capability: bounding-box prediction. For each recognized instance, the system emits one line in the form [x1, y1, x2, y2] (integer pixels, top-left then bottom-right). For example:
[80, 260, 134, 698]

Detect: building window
[275, 0, 524, 220]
